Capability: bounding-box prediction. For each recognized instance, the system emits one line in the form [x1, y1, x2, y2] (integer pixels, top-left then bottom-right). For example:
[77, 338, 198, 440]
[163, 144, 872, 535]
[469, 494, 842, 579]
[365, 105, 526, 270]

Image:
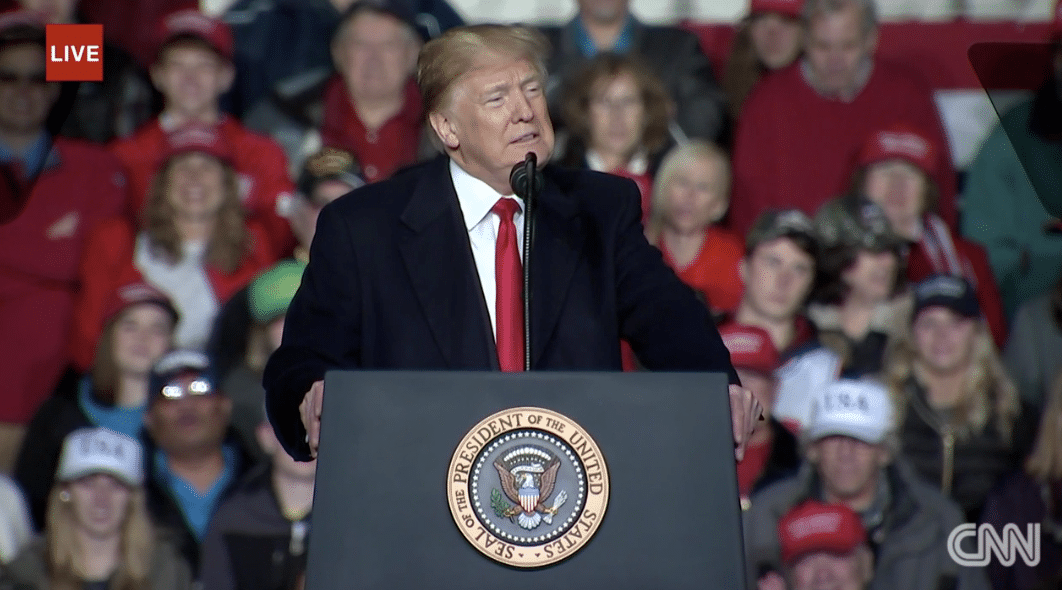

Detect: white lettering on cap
[823, 388, 871, 414]
[166, 12, 215, 36]
[723, 333, 764, 355]
[789, 513, 842, 540]
[171, 128, 218, 150]
[878, 131, 929, 160]
[918, 276, 965, 299]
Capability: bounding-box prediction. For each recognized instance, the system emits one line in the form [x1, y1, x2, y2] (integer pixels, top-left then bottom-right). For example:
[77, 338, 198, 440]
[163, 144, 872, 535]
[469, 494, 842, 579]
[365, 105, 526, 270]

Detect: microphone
[509, 152, 544, 203]
[509, 153, 542, 372]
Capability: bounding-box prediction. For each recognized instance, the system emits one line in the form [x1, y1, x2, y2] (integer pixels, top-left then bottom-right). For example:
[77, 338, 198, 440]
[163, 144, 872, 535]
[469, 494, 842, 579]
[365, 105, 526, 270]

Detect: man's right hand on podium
[300, 380, 324, 458]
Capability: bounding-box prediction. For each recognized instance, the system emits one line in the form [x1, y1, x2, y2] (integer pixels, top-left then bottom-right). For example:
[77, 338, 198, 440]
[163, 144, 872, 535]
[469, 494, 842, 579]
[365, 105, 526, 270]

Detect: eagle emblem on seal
[491, 446, 569, 530]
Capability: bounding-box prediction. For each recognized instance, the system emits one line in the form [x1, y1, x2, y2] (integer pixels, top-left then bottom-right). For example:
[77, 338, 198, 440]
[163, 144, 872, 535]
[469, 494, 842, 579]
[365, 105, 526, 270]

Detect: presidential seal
[447, 407, 609, 568]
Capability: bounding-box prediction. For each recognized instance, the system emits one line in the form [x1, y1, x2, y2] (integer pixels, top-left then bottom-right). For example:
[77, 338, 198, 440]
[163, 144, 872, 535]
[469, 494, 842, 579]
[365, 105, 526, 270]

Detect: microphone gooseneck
[509, 153, 542, 372]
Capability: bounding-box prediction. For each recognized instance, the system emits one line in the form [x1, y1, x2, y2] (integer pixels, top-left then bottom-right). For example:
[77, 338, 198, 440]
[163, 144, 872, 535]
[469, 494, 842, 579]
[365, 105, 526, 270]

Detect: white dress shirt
[450, 159, 524, 342]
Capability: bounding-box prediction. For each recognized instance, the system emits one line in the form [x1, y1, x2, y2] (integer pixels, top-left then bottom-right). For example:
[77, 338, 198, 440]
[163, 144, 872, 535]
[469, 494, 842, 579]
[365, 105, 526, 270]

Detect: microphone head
[509, 152, 544, 201]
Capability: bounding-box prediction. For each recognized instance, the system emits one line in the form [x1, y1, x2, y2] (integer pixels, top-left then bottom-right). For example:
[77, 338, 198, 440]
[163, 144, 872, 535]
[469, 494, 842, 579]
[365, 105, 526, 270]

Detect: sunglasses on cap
[156, 373, 216, 401]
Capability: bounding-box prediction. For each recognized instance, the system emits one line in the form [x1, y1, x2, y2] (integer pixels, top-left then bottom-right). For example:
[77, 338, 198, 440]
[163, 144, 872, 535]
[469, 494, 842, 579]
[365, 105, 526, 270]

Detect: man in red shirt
[0, 11, 129, 470]
[320, 1, 427, 183]
[730, 0, 956, 237]
[110, 9, 294, 257]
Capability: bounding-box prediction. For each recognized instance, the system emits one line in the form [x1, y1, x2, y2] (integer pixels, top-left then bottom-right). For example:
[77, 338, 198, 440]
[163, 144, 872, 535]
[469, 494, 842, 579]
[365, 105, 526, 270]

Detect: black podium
[307, 371, 746, 590]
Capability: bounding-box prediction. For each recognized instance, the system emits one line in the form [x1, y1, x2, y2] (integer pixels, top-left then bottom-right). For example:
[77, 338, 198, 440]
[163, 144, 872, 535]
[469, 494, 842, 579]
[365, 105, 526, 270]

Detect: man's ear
[429, 110, 460, 150]
[739, 257, 750, 285]
[218, 62, 235, 94]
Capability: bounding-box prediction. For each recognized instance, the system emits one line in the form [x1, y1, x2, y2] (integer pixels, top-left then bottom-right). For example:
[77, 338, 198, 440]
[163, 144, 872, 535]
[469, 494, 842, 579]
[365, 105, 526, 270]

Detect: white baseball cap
[805, 379, 895, 445]
[56, 428, 144, 486]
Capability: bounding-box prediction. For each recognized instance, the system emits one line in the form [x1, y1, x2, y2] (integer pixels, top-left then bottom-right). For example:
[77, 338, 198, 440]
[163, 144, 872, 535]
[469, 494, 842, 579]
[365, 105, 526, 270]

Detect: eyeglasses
[0, 70, 48, 86]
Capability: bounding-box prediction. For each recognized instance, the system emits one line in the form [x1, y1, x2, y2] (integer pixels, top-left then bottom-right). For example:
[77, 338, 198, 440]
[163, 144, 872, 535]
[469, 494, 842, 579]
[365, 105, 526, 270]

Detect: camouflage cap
[746, 209, 819, 253]
[814, 197, 906, 252]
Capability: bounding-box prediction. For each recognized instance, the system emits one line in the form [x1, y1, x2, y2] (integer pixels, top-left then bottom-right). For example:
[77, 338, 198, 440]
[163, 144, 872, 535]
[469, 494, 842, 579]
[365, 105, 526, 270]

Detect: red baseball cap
[778, 501, 867, 564]
[749, 0, 804, 18]
[103, 282, 179, 326]
[155, 9, 233, 62]
[163, 122, 234, 164]
[719, 323, 780, 376]
[0, 9, 45, 43]
[858, 123, 938, 176]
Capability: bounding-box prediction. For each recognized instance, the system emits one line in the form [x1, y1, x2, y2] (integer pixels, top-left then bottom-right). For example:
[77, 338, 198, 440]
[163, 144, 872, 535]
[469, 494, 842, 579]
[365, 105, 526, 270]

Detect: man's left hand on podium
[729, 384, 763, 462]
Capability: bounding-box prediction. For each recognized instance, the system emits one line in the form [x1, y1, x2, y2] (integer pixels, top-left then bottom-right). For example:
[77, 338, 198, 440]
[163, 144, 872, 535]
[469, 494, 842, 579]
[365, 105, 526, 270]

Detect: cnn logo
[947, 523, 1040, 567]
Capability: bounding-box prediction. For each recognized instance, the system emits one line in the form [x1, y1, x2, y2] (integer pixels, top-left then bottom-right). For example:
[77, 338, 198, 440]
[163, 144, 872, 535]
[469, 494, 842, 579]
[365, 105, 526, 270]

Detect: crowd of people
[0, 0, 1060, 588]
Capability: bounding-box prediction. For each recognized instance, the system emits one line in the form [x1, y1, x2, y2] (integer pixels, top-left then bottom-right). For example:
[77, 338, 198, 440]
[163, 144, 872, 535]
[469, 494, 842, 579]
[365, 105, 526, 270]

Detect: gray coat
[1004, 291, 1062, 410]
[743, 460, 990, 590]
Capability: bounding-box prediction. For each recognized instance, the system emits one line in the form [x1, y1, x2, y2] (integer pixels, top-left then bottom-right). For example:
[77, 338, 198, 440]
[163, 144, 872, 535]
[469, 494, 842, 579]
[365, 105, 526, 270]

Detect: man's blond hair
[417, 24, 550, 115]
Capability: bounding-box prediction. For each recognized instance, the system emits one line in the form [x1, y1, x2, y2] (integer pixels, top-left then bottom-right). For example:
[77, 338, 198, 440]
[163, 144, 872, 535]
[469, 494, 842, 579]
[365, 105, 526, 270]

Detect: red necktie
[492, 198, 524, 372]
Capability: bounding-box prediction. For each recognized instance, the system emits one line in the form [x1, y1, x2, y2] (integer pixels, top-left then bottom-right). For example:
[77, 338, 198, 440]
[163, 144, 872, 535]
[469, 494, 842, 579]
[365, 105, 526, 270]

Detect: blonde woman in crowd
[645, 141, 744, 315]
[1, 428, 191, 590]
[884, 275, 1037, 520]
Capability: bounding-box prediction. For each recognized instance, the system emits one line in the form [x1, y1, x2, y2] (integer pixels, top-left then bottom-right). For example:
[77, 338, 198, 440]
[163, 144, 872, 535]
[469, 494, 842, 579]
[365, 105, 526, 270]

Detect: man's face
[912, 307, 977, 376]
[334, 12, 418, 103]
[429, 55, 554, 193]
[789, 549, 872, 590]
[740, 238, 816, 323]
[147, 391, 232, 457]
[0, 43, 58, 138]
[587, 73, 644, 162]
[811, 435, 886, 502]
[577, 0, 630, 25]
[111, 304, 173, 378]
[750, 13, 804, 70]
[151, 42, 234, 117]
[804, 3, 876, 96]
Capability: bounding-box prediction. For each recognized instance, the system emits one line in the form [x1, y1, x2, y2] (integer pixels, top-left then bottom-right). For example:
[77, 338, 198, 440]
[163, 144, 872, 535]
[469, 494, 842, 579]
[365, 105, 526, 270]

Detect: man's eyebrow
[483, 81, 511, 96]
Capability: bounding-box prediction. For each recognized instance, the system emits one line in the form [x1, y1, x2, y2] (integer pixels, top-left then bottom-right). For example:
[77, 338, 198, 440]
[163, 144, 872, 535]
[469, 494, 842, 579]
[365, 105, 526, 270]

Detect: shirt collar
[449, 158, 524, 232]
[585, 149, 649, 175]
[570, 14, 636, 58]
[799, 57, 874, 102]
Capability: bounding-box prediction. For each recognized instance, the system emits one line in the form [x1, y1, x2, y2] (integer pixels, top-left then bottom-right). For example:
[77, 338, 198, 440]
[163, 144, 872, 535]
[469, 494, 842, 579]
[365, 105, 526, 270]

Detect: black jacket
[200, 465, 310, 590]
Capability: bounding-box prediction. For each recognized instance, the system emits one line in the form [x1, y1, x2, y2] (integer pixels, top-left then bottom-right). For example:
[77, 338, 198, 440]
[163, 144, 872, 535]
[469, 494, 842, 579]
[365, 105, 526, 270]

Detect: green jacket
[962, 98, 1062, 319]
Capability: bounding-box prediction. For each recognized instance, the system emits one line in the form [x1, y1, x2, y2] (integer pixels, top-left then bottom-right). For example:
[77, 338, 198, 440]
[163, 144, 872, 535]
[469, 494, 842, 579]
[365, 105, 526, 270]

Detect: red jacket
[110, 116, 295, 257]
[0, 139, 129, 423]
[907, 234, 1007, 348]
[71, 216, 274, 371]
[730, 60, 956, 236]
